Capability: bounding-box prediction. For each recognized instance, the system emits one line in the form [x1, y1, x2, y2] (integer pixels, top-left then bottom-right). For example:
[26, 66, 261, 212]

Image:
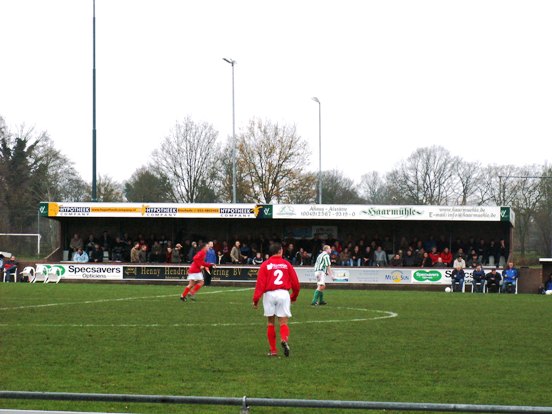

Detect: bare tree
[215, 139, 252, 203]
[454, 161, 483, 205]
[152, 117, 220, 203]
[94, 175, 124, 202]
[319, 170, 363, 204]
[386, 146, 458, 205]
[360, 171, 391, 204]
[238, 119, 309, 203]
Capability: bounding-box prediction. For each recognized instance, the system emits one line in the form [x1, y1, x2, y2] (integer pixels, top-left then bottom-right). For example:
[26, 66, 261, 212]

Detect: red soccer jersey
[189, 249, 212, 273]
[253, 255, 300, 305]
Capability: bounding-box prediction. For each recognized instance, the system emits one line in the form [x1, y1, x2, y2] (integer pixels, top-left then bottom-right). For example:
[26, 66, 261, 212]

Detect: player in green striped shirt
[312, 245, 333, 305]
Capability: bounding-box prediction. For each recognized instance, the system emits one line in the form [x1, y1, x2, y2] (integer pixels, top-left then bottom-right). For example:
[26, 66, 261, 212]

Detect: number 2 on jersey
[273, 269, 284, 285]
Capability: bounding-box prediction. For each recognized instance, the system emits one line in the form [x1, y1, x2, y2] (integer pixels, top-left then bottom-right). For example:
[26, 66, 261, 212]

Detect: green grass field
[1, 283, 551, 413]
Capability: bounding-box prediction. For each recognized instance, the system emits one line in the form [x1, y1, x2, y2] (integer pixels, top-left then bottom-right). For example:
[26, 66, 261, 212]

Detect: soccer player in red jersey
[180, 242, 214, 302]
[253, 242, 300, 357]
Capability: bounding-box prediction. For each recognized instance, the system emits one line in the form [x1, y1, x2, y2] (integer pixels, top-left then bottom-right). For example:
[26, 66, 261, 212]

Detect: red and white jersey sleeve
[253, 256, 300, 305]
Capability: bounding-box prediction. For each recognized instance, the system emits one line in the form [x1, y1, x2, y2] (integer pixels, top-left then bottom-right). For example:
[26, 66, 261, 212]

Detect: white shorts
[262, 290, 292, 318]
[187, 272, 204, 281]
[315, 270, 326, 286]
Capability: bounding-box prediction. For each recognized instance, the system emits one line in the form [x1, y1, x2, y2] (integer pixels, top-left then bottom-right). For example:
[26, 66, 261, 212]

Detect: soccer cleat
[319, 301, 328, 305]
[311, 302, 318, 306]
[180, 295, 187, 302]
[281, 340, 290, 357]
[189, 294, 196, 301]
[267, 351, 278, 357]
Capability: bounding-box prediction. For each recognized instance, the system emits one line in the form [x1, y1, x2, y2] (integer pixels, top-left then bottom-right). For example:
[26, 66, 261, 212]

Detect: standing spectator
[205, 241, 217, 265]
[149, 241, 164, 263]
[69, 233, 83, 252]
[72, 248, 89, 263]
[502, 261, 519, 293]
[230, 241, 246, 264]
[240, 241, 253, 264]
[187, 241, 198, 264]
[85, 234, 96, 257]
[498, 239, 508, 267]
[476, 239, 487, 265]
[252, 242, 300, 357]
[99, 231, 113, 259]
[130, 242, 141, 263]
[373, 246, 388, 267]
[486, 240, 499, 266]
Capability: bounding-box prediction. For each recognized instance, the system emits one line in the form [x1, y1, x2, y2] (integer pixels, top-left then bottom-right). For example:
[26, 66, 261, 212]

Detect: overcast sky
[1, 0, 551, 185]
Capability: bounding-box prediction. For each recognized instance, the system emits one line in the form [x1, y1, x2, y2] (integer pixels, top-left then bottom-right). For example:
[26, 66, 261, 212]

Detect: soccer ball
[545, 290, 552, 295]
[445, 287, 452, 293]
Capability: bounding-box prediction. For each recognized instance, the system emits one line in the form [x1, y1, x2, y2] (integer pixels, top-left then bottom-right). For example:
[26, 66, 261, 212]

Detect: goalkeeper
[312, 245, 333, 305]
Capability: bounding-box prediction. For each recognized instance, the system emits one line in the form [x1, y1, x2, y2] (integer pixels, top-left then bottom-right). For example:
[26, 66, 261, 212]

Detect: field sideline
[1, 283, 551, 414]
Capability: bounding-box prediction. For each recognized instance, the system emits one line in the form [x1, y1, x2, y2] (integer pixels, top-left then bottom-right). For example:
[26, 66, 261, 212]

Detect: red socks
[280, 324, 290, 342]
[181, 287, 191, 297]
[191, 284, 202, 295]
[267, 325, 277, 353]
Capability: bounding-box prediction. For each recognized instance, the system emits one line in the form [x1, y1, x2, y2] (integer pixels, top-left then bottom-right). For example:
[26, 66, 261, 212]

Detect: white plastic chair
[3, 267, 17, 282]
[45, 267, 63, 284]
[20, 266, 35, 283]
[471, 280, 486, 293]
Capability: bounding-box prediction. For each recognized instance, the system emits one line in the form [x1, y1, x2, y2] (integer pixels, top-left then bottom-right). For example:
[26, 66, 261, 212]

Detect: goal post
[0, 233, 42, 257]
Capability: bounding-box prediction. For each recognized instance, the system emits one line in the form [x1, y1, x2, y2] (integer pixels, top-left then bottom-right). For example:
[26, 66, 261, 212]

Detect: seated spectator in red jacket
[440, 247, 453, 267]
[429, 247, 441, 265]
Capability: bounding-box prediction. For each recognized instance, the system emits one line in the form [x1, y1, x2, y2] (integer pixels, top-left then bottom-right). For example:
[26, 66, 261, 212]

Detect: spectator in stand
[231, 240, 246, 264]
[252, 251, 264, 265]
[476, 239, 487, 265]
[90, 243, 104, 262]
[502, 261, 519, 293]
[187, 241, 198, 264]
[440, 247, 453, 267]
[498, 239, 508, 267]
[284, 243, 296, 264]
[420, 251, 433, 267]
[85, 234, 96, 257]
[362, 246, 374, 266]
[69, 233, 83, 252]
[450, 265, 465, 292]
[433, 257, 446, 268]
[390, 253, 403, 267]
[472, 264, 486, 293]
[149, 241, 163, 263]
[467, 252, 479, 268]
[351, 245, 362, 266]
[403, 249, 419, 267]
[205, 241, 217, 266]
[429, 247, 440, 266]
[0, 254, 4, 280]
[112, 237, 126, 262]
[373, 246, 387, 267]
[455, 247, 466, 260]
[241, 241, 253, 264]
[485, 267, 502, 293]
[3, 255, 19, 282]
[72, 247, 89, 263]
[486, 240, 499, 267]
[139, 244, 148, 263]
[130, 242, 141, 263]
[339, 248, 352, 266]
[453, 254, 466, 269]
[100, 231, 113, 259]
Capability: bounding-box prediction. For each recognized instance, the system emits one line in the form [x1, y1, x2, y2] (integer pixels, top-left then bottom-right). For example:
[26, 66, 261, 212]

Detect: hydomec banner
[36, 264, 123, 280]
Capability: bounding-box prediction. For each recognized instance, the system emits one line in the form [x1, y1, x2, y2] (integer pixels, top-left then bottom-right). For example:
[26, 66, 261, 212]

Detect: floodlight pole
[92, 0, 97, 201]
[312, 97, 322, 204]
[223, 58, 237, 204]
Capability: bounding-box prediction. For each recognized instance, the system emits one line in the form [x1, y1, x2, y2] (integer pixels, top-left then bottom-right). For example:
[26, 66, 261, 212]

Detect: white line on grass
[0, 287, 254, 311]
[0, 309, 397, 328]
